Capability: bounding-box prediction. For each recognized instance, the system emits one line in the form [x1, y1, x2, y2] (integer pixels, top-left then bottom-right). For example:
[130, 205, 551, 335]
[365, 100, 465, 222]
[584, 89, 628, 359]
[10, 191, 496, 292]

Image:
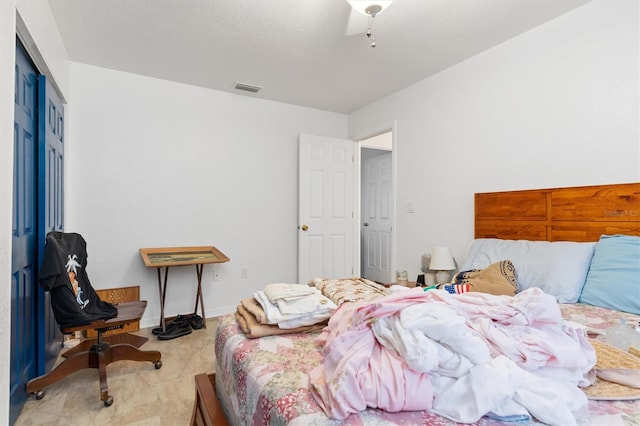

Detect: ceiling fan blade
[344, 8, 368, 36]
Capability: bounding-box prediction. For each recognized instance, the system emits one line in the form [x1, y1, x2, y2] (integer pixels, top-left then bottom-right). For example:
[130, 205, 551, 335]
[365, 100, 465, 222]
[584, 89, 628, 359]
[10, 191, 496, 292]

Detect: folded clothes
[253, 290, 336, 329]
[235, 304, 326, 339]
[264, 283, 318, 304]
[254, 290, 287, 324]
[241, 297, 268, 324]
[275, 293, 321, 314]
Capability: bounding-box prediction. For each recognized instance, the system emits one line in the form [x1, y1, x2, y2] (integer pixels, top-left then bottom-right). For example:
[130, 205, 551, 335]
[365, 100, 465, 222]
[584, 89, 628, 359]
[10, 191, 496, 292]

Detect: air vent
[233, 82, 262, 93]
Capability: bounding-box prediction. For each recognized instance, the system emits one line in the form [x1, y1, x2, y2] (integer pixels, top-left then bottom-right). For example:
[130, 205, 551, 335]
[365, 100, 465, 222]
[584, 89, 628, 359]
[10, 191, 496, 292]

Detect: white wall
[67, 63, 348, 328]
[349, 0, 640, 280]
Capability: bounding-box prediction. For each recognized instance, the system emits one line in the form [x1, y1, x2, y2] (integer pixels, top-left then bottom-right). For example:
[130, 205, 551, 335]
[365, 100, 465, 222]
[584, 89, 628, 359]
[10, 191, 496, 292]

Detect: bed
[202, 182, 640, 425]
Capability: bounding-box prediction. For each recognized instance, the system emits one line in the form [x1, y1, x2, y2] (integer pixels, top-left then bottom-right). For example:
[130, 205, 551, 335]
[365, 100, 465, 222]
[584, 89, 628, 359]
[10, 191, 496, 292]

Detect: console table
[139, 246, 230, 332]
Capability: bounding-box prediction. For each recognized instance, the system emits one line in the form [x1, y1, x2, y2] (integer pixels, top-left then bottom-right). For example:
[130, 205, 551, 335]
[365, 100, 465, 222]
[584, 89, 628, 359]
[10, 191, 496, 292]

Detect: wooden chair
[26, 232, 162, 407]
[26, 301, 161, 406]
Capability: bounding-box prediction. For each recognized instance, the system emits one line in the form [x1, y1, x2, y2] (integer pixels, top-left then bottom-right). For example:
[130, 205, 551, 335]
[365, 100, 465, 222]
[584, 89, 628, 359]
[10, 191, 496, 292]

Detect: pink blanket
[309, 287, 596, 426]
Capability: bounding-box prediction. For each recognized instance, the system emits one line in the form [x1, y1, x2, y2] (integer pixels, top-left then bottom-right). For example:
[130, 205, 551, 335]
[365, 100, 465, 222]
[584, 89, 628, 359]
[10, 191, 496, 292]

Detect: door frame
[353, 125, 397, 283]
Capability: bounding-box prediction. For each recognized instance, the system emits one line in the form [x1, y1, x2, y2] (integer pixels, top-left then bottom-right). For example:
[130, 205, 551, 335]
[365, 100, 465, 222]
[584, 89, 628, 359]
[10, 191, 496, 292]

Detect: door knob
[300, 224, 309, 231]
[363, 222, 369, 227]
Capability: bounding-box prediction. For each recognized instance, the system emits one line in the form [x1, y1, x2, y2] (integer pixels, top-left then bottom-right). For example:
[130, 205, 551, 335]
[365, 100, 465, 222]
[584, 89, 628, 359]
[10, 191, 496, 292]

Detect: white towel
[253, 290, 336, 329]
[264, 283, 317, 304]
[264, 283, 329, 314]
[275, 294, 321, 314]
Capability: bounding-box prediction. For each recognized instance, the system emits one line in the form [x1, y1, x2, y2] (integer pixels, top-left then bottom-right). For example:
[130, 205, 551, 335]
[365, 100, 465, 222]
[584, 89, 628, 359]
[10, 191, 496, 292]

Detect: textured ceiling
[47, 0, 592, 113]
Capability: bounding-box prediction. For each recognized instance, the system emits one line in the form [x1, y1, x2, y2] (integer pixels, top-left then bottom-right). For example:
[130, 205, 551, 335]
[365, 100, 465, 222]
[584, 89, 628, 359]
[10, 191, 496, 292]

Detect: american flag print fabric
[441, 284, 470, 294]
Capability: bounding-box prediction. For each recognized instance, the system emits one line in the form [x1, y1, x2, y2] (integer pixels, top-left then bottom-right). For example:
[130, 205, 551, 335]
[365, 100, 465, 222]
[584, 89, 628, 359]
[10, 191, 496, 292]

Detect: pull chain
[366, 14, 376, 48]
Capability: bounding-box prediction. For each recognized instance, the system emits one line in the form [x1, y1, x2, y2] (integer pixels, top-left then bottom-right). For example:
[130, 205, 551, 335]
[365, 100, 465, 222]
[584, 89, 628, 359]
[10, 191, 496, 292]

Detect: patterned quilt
[215, 302, 640, 426]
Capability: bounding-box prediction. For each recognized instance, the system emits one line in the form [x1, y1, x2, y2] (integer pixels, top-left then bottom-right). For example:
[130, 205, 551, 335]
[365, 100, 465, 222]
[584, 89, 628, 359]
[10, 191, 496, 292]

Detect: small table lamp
[429, 247, 456, 284]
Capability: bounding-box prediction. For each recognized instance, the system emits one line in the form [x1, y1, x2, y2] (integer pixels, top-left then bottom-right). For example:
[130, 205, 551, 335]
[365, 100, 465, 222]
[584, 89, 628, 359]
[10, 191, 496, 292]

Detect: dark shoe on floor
[152, 314, 188, 335]
[157, 321, 192, 340]
[170, 314, 189, 326]
[189, 314, 204, 329]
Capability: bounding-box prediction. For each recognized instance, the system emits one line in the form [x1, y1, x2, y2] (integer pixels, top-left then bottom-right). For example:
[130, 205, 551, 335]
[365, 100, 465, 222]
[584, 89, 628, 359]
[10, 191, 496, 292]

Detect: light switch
[407, 200, 416, 213]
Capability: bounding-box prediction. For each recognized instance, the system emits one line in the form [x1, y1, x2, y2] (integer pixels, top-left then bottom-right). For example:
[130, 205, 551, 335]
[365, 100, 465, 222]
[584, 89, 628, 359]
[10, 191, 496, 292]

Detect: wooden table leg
[157, 266, 170, 332]
[194, 264, 206, 328]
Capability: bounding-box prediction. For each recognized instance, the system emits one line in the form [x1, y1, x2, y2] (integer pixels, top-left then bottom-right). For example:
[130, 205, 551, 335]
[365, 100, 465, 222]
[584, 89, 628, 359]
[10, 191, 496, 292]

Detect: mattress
[214, 302, 640, 425]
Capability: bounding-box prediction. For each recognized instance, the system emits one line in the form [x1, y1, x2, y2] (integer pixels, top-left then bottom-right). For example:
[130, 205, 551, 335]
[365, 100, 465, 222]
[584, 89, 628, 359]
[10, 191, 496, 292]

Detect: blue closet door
[11, 40, 64, 425]
[11, 40, 38, 425]
[37, 74, 64, 375]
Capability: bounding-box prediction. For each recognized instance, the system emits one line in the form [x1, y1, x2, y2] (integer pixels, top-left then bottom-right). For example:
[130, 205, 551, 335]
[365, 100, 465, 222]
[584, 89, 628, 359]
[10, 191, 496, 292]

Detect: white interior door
[362, 152, 393, 283]
[298, 134, 355, 284]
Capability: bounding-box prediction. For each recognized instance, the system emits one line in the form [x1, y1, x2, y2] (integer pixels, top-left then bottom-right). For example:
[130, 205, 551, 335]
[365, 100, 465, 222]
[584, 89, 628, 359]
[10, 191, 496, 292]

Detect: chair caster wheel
[104, 396, 114, 407]
[154, 361, 162, 369]
[34, 390, 45, 400]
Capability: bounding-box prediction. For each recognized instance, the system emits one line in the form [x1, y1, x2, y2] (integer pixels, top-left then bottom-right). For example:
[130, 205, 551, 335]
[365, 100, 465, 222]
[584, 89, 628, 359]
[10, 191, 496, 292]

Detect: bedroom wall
[348, 0, 640, 280]
[66, 63, 348, 328]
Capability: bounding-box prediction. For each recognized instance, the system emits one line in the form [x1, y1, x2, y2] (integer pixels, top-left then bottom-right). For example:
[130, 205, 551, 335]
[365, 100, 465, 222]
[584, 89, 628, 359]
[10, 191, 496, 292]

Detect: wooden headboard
[474, 182, 640, 242]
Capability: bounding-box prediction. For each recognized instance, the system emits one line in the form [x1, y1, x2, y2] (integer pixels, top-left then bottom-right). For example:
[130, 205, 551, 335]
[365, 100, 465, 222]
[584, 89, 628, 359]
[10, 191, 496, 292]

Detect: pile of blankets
[308, 287, 596, 426]
[236, 283, 337, 338]
[236, 277, 392, 338]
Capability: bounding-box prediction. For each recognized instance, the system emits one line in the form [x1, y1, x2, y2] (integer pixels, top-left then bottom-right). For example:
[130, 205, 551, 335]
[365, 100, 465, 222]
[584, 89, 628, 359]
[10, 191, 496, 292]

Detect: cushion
[578, 235, 640, 314]
[460, 238, 595, 303]
[451, 260, 518, 296]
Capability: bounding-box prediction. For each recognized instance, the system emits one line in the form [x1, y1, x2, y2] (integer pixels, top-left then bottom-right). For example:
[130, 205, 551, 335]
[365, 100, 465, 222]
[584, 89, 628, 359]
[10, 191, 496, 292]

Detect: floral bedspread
[215, 303, 640, 426]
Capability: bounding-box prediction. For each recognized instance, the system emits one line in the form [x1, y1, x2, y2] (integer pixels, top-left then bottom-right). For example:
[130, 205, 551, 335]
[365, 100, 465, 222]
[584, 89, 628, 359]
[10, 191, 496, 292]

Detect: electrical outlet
[241, 267, 248, 279]
[213, 271, 222, 281]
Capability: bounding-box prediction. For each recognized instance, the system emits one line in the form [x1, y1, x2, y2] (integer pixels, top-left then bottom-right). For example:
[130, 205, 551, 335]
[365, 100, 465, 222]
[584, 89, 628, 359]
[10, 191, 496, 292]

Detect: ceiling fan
[344, 0, 394, 47]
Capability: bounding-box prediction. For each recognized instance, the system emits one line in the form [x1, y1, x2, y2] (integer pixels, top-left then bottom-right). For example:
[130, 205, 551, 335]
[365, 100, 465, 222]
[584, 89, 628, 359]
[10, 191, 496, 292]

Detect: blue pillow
[579, 235, 640, 314]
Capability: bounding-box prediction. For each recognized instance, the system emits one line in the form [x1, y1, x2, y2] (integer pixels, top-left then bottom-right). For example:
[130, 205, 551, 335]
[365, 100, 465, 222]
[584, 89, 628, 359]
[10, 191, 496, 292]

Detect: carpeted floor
[15, 318, 218, 426]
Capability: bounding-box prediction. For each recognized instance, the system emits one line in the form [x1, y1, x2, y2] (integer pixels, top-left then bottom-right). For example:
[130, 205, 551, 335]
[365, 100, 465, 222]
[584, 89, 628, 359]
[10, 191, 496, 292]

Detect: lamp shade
[429, 247, 455, 271]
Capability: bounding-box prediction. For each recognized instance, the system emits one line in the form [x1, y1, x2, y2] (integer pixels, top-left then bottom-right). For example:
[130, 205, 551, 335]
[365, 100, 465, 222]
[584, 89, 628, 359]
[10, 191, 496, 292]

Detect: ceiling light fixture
[347, 1, 394, 48]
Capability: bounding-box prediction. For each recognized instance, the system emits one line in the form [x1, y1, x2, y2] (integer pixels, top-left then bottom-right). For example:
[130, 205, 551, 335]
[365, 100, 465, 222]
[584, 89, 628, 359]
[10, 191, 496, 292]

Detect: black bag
[39, 232, 118, 330]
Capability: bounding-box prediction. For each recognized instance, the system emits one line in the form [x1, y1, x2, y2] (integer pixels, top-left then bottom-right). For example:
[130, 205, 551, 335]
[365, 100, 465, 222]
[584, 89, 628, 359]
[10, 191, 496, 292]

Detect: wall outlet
[213, 271, 222, 281]
[241, 266, 248, 279]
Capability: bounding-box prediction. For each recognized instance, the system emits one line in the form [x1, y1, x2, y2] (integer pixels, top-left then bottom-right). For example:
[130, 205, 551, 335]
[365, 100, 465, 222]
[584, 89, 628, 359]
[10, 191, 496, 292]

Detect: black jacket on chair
[39, 232, 118, 330]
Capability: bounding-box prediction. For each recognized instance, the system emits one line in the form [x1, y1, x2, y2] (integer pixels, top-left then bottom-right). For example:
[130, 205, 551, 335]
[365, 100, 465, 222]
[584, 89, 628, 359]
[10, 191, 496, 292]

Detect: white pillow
[460, 238, 595, 303]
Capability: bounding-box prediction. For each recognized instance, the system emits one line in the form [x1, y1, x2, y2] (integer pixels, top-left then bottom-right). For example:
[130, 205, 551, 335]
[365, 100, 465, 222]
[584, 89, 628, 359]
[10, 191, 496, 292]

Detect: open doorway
[359, 131, 393, 284]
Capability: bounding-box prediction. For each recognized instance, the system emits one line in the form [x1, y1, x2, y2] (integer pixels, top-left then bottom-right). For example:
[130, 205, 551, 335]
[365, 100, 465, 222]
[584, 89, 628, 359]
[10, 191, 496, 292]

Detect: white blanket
[309, 287, 595, 425]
